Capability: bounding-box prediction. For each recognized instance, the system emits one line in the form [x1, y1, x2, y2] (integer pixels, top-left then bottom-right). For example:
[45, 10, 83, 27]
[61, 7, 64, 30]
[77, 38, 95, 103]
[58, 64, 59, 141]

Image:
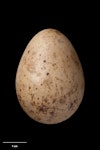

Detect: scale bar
[2, 141, 27, 143]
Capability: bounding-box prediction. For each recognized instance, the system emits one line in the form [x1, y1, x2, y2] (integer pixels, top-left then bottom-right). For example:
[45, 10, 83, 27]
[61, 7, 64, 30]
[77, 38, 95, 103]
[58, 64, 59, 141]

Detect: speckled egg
[15, 28, 85, 124]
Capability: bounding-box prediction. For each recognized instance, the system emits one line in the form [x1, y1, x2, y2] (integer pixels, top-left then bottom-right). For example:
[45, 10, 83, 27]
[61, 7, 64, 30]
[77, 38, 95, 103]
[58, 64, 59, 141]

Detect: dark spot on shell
[29, 86, 31, 89]
[53, 99, 56, 103]
[55, 77, 59, 80]
[24, 74, 26, 77]
[49, 111, 54, 116]
[52, 63, 56, 66]
[30, 110, 34, 114]
[31, 94, 34, 99]
[46, 72, 49, 75]
[41, 84, 43, 86]
[27, 50, 30, 53]
[43, 60, 46, 63]
[17, 94, 22, 101]
[69, 102, 74, 109]
[64, 95, 66, 99]
[20, 89, 21, 92]
[74, 60, 80, 67]
[36, 88, 37, 90]
[58, 39, 63, 43]
[59, 98, 66, 104]
[30, 101, 35, 106]
[38, 106, 48, 114]
[44, 99, 48, 103]
[73, 99, 78, 103]
[37, 98, 39, 100]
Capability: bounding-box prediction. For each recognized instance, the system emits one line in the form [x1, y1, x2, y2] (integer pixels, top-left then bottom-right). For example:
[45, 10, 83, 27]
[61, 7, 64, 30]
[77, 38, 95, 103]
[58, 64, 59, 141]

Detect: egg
[15, 28, 85, 124]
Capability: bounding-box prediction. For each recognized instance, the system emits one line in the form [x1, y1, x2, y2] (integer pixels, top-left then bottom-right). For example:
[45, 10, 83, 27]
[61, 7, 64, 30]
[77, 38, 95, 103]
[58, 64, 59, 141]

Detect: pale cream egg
[15, 28, 85, 124]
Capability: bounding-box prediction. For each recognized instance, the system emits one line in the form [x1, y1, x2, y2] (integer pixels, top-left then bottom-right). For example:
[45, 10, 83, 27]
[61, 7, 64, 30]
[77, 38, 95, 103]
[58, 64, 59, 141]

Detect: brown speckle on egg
[68, 102, 74, 110]
[31, 94, 34, 100]
[46, 72, 49, 76]
[44, 99, 48, 103]
[59, 98, 66, 104]
[38, 105, 48, 114]
[29, 86, 31, 89]
[53, 99, 56, 103]
[49, 111, 54, 116]
[43, 60, 46, 63]
[52, 63, 56, 66]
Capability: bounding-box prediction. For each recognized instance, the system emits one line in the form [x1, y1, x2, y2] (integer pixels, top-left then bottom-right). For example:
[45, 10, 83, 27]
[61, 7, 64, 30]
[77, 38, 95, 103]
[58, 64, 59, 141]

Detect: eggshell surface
[15, 28, 85, 124]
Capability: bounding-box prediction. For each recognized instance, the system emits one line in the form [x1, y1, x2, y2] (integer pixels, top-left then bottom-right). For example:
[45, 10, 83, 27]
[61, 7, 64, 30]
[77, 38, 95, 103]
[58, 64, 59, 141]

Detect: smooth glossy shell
[15, 28, 85, 124]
